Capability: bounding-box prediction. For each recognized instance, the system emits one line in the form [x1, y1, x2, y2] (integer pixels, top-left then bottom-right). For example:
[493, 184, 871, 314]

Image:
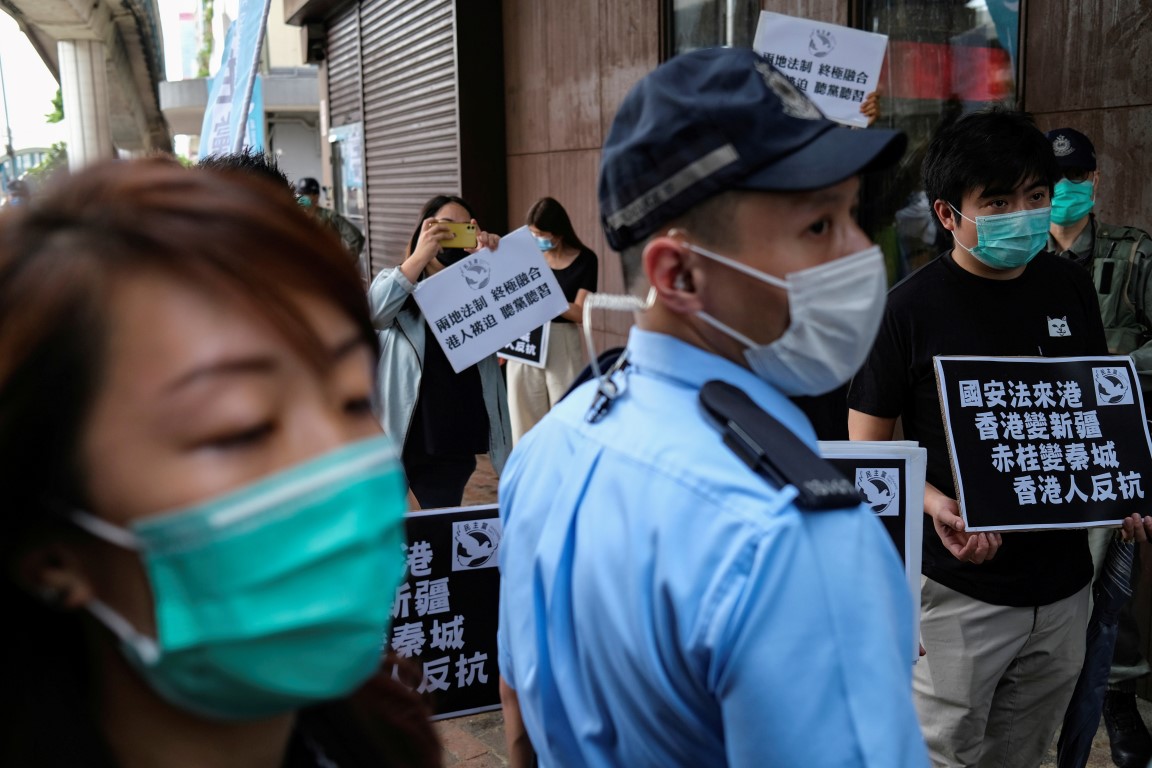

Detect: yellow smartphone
[440, 221, 478, 249]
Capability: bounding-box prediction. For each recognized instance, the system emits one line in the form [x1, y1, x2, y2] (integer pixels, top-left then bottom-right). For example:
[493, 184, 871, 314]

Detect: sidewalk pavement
[436, 694, 1151, 767]
[436, 711, 508, 767]
[438, 459, 506, 767]
[1039, 695, 1152, 768]
[451, 455, 1152, 767]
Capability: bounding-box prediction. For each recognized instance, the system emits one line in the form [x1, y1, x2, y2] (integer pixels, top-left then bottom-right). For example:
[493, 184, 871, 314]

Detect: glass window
[857, 0, 1021, 278]
[671, 0, 760, 53]
[328, 122, 365, 221]
[863, 0, 1019, 108]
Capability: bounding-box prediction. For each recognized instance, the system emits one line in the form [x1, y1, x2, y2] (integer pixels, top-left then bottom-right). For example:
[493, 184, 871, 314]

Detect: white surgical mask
[687, 243, 888, 396]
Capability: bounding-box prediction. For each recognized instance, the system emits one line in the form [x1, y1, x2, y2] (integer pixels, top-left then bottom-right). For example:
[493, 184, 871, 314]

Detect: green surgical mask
[72, 435, 407, 720]
[1051, 178, 1095, 225]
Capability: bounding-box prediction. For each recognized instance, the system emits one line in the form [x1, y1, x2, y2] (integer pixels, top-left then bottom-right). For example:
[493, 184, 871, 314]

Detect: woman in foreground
[0, 158, 439, 768]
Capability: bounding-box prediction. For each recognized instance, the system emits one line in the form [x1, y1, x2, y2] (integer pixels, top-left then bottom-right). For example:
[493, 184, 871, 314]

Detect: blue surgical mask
[1051, 179, 1094, 225]
[72, 435, 408, 720]
[950, 205, 1051, 270]
[534, 236, 556, 251]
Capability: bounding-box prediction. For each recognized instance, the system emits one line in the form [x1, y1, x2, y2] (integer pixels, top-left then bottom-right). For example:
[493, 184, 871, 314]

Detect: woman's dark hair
[922, 106, 1060, 212]
[526, 196, 589, 252]
[406, 194, 474, 256]
[0, 158, 438, 766]
[0, 157, 373, 520]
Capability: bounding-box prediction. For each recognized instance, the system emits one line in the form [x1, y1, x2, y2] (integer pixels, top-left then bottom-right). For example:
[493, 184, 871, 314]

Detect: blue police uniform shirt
[497, 328, 928, 767]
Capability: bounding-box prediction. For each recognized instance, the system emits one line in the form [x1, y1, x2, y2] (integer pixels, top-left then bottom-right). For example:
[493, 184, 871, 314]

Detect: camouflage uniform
[315, 206, 365, 259]
[1050, 216, 1152, 392]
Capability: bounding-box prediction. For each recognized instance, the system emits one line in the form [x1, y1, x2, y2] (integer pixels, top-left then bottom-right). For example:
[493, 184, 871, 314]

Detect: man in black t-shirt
[849, 109, 1151, 768]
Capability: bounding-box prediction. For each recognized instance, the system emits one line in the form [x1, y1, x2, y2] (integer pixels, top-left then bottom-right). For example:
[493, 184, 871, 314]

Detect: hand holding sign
[860, 91, 881, 126]
[1119, 512, 1152, 543]
[926, 482, 1002, 564]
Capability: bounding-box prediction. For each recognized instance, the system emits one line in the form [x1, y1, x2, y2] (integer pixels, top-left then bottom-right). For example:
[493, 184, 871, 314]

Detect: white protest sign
[413, 227, 568, 373]
[753, 11, 888, 128]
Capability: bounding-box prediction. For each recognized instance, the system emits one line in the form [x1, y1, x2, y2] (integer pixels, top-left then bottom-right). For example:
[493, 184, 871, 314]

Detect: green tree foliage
[25, 142, 67, 184]
[45, 88, 63, 123]
[197, 0, 215, 78]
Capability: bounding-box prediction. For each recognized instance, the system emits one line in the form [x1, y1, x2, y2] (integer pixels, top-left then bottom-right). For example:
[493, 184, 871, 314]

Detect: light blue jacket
[498, 328, 927, 767]
[368, 267, 511, 474]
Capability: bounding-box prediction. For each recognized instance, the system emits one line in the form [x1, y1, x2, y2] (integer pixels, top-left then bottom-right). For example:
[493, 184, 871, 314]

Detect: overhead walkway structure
[0, 0, 171, 169]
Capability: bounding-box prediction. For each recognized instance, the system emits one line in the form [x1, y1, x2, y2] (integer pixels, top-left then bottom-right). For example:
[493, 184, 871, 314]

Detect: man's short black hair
[922, 107, 1059, 212]
[197, 148, 293, 194]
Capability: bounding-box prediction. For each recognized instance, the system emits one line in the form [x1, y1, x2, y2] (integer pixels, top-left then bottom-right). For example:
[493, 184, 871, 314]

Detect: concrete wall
[1023, 0, 1152, 697]
[1023, 0, 1152, 234]
[501, 0, 853, 354]
[268, 115, 322, 188]
[266, 0, 304, 66]
[502, 0, 662, 351]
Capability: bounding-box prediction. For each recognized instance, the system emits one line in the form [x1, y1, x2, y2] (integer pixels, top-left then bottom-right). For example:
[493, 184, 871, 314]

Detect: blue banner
[245, 74, 264, 152]
[199, 0, 269, 155]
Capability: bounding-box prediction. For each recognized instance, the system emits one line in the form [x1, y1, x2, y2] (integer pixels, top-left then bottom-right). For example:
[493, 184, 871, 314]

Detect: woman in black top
[508, 197, 599, 443]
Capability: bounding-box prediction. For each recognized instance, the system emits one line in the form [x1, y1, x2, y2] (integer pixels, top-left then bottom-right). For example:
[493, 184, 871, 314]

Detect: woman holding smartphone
[0, 158, 439, 767]
[507, 197, 599, 444]
[368, 195, 511, 509]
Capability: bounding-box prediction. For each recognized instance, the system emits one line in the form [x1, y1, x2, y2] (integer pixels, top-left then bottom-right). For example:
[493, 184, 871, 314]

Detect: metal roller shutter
[359, 0, 459, 273]
[324, 4, 368, 264]
[326, 7, 362, 128]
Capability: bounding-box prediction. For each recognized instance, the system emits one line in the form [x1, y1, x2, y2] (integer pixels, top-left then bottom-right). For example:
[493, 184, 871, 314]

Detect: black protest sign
[820, 441, 925, 663]
[497, 323, 549, 368]
[826, 457, 907, 560]
[388, 504, 502, 720]
[934, 355, 1152, 532]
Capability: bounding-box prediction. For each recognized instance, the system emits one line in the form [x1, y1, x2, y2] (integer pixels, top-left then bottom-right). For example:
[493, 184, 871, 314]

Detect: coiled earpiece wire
[581, 288, 656, 422]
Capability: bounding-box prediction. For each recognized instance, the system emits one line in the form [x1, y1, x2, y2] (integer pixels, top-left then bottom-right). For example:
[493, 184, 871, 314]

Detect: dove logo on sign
[855, 468, 900, 516]
[808, 28, 836, 57]
[452, 519, 503, 571]
[1092, 366, 1134, 406]
[460, 258, 492, 291]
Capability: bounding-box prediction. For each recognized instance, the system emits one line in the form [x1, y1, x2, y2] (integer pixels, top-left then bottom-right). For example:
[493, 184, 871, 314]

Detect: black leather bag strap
[699, 380, 862, 511]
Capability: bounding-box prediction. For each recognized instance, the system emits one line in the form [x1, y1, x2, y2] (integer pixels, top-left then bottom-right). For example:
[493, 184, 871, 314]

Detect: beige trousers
[914, 576, 1090, 768]
[507, 322, 585, 445]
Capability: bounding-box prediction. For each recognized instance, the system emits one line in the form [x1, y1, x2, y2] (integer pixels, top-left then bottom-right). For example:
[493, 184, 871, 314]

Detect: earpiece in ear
[674, 272, 692, 292]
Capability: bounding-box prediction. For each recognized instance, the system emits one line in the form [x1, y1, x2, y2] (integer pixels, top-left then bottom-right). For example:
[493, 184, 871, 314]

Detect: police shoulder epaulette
[699, 380, 862, 511]
[1097, 221, 1151, 248]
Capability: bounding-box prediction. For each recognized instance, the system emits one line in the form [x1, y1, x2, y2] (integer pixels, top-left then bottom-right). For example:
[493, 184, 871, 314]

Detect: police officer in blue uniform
[496, 48, 928, 767]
